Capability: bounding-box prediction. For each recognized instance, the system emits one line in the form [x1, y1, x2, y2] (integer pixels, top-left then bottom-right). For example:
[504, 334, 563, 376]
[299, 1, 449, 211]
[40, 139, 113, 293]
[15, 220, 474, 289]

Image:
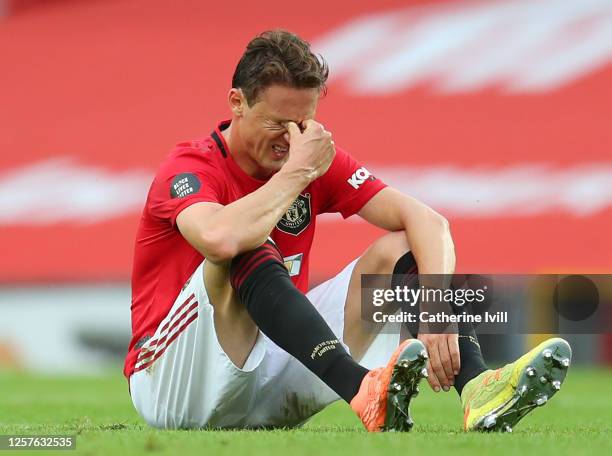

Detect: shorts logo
[170, 173, 201, 198]
[277, 193, 311, 236]
[347, 167, 375, 189]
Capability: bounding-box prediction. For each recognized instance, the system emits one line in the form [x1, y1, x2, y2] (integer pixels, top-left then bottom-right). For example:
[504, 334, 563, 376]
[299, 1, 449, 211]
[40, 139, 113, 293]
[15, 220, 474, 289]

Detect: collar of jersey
[212, 119, 269, 191]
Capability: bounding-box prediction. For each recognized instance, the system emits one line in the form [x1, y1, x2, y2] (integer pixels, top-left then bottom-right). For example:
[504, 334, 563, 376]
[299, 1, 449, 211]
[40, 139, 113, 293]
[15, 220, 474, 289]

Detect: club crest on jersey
[277, 193, 311, 236]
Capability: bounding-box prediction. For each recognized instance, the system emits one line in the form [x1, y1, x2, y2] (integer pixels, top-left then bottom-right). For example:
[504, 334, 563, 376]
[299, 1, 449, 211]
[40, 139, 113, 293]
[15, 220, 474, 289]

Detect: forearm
[401, 206, 456, 277]
[360, 188, 458, 390]
[360, 188, 456, 277]
[179, 120, 335, 263]
[205, 168, 310, 256]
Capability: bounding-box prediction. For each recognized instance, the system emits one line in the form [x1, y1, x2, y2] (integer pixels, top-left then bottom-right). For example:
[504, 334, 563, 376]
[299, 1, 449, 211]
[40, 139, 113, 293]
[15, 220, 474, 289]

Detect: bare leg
[203, 261, 259, 368]
[343, 231, 411, 361]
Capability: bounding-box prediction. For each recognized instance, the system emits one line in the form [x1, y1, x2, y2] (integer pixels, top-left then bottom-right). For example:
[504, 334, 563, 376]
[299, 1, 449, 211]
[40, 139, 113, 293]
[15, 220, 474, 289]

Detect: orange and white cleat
[350, 339, 429, 432]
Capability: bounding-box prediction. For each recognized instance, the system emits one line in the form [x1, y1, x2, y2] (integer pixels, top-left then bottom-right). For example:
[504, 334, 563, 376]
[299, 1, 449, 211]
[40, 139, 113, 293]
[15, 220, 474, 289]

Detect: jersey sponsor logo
[283, 253, 304, 277]
[170, 173, 201, 199]
[347, 167, 375, 189]
[277, 193, 311, 236]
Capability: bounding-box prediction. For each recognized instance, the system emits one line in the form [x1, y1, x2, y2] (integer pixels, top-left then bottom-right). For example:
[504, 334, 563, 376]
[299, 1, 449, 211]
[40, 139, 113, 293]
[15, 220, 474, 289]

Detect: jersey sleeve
[147, 154, 225, 227]
[318, 146, 387, 218]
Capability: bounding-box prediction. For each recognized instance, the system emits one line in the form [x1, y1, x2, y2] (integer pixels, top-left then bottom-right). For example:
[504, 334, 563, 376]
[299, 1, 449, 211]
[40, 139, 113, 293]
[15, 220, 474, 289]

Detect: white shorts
[129, 259, 400, 429]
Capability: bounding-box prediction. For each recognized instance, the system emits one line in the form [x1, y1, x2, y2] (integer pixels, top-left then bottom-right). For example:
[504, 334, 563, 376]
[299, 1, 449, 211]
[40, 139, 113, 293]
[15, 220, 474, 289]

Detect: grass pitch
[1, 368, 610, 456]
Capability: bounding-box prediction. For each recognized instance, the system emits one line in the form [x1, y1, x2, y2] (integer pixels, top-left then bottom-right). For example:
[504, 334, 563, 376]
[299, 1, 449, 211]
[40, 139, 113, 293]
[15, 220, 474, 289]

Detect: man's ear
[228, 88, 247, 117]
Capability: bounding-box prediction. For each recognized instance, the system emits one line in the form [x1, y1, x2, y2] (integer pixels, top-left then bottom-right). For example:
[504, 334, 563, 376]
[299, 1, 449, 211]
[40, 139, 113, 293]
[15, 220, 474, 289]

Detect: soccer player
[125, 30, 571, 432]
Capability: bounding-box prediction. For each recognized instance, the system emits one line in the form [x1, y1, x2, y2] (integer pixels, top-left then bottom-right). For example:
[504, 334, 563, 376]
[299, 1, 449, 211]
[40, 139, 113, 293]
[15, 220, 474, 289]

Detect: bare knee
[342, 231, 410, 359]
[203, 262, 259, 368]
[362, 231, 411, 275]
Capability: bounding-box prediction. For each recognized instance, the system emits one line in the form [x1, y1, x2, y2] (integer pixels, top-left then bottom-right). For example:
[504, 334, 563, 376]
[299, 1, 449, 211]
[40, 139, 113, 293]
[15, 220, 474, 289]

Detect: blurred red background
[1, 0, 611, 283]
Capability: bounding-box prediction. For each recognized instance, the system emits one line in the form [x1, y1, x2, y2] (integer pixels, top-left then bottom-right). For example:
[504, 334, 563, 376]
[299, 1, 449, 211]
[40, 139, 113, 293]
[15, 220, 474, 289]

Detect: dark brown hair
[232, 30, 329, 106]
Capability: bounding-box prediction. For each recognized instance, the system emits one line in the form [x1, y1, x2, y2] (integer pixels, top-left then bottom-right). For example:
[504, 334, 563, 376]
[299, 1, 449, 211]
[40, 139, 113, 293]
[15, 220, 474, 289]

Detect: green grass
[1, 368, 611, 455]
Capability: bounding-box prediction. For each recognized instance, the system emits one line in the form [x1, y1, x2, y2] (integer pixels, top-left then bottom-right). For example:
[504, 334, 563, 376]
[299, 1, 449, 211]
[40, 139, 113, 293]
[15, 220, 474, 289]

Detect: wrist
[275, 164, 315, 187]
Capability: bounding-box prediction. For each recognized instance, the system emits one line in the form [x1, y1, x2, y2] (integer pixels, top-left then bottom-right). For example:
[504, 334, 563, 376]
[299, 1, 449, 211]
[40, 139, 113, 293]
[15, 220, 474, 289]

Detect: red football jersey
[124, 120, 386, 378]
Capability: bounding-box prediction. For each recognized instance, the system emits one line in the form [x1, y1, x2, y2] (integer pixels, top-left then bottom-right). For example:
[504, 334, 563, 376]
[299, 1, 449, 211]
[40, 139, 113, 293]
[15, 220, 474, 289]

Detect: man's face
[233, 84, 319, 177]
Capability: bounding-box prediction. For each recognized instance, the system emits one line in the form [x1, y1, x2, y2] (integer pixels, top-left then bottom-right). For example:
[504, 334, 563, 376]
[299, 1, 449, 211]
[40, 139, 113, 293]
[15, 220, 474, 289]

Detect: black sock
[230, 240, 368, 403]
[453, 324, 488, 395]
[392, 252, 488, 396]
[392, 251, 420, 337]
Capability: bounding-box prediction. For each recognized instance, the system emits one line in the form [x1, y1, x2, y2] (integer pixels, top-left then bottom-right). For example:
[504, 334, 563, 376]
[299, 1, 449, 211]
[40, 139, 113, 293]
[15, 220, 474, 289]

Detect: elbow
[198, 230, 239, 264]
[205, 247, 236, 265]
[436, 212, 451, 237]
[433, 211, 456, 268]
[420, 207, 454, 251]
[428, 209, 450, 235]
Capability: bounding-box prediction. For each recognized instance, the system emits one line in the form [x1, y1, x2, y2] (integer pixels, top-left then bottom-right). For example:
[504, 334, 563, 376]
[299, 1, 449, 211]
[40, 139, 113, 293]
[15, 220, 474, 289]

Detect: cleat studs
[503, 424, 513, 433]
[419, 350, 429, 360]
[542, 349, 552, 360]
[526, 367, 536, 377]
[483, 414, 497, 429]
[552, 380, 561, 391]
[392, 382, 403, 392]
[535, 395, 548, 406]
[540, 376, 548, 384]
[412, 386, 420, 397]
[561, 358, 570, 368]
[518, 385, 528, 397]
[420, 368, 429, 378]
[399, 360, 410, 368]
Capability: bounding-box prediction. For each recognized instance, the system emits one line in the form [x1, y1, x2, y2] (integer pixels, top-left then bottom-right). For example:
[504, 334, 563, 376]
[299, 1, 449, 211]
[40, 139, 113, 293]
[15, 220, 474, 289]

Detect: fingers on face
[302, 119, 318, 130]
[287, 120, 334, 149]
[285, 121, 300, 136]
[304, 119, 329, 135]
